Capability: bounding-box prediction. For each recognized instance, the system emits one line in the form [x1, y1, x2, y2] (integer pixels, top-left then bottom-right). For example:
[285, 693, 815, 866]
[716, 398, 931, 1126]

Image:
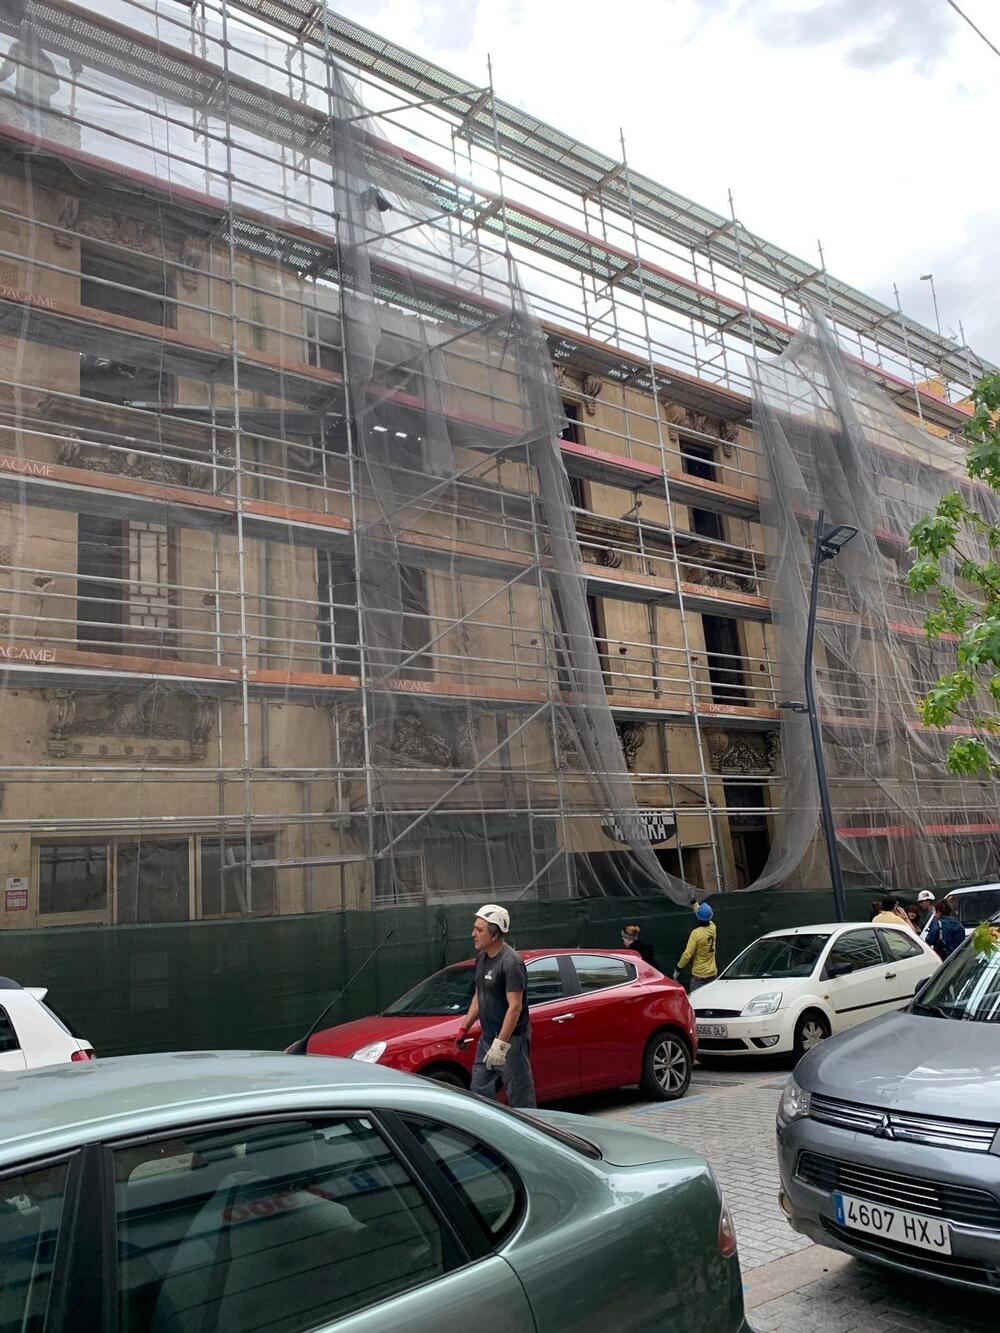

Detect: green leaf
[958, 619, 1000, 670]
[972, 921, 1000, 958]
[908, 512, 958, 557]
[945, 737, 993, 774]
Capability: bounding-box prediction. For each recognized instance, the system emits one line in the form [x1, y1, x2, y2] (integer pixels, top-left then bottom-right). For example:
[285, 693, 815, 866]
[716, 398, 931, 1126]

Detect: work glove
[672, 969, 680, 982]
[455, 1031, 471, 1050]
[483, 1038, 511, 1071]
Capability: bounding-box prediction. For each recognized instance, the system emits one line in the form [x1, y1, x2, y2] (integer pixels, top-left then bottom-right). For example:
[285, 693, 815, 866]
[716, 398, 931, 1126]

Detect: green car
[0, 1052, 752, 1332]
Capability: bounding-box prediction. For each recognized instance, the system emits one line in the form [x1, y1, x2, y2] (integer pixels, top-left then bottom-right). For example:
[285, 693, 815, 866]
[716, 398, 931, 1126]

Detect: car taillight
[71, 1048, 95, 1062]
[718, 1197, 737, 1258]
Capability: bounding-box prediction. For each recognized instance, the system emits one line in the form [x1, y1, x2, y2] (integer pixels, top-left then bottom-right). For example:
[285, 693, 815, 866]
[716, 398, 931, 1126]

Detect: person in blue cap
[673, 901, 718, 991]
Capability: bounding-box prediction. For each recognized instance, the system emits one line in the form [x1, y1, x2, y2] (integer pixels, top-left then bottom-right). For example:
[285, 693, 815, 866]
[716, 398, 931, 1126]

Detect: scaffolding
[0, 0, 994, 931]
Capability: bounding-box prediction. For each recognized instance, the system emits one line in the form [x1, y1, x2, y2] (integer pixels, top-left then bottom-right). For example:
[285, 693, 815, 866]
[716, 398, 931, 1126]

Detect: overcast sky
[332, 0, 1000, 366]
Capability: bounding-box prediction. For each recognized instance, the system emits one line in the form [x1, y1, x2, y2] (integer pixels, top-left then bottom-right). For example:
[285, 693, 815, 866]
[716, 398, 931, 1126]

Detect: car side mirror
[914, 976, 930, 996]
[825, 961, 853, 979]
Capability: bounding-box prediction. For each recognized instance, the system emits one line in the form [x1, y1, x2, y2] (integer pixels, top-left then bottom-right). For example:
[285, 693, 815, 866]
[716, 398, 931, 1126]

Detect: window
[524, 956, 563, 1005]
[680, 441, 724, 542]
[0, 1006, 19, 1054]
[317, 554, 360, 675]
[80, 243, 175, 406]
[0, 1159, 69, 1330]
[702, 615, 747, 705]
[572, 954, 633, 992]
[827, 929, 883, 974]
[114, 1117, 454, 1332]
[199, 836, 276, 917]
[77, 514, 173, 651]
[880, 929, 924, 961]
[38, 841, 108, 914]
[115, 838, 190, 924]
[403, 1119, 522, 1244]
[374, 852, 426, 905]
[559, 399, 581, 445]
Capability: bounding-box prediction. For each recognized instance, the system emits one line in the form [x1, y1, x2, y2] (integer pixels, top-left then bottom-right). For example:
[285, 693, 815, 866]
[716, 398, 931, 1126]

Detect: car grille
[797, 1152, 1000, 1229]
[810, 1094, 998, 1154]
[695, 1009, 742, 1018]
[820, 1218, 1000, 1288]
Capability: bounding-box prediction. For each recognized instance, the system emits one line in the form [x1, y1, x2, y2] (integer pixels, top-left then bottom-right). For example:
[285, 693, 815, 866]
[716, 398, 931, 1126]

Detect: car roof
[0, 1051, 421, 1167]
[0, 977, 23, 990]
[440, 947, 650, 968]
[758, 921, 901, 939]
[946, 884, 1000, 897]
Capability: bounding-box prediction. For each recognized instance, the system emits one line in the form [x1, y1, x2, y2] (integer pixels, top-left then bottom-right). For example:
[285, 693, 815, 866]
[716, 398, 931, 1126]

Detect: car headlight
[351, 1041, 387, 1064]
[742, 991, 782, 1016]
[777, 1076, 811, 1124]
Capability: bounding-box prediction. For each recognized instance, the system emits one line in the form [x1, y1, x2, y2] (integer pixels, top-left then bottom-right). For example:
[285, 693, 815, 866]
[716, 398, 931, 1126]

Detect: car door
[877, 926, 938, 1003]
[821, 928, 898, 1032]
[560, 954, 641, 1092]
[110, 1113, 534, 1333]
[0, 1004, 27, 1072]
[522, 954, 581, 1099]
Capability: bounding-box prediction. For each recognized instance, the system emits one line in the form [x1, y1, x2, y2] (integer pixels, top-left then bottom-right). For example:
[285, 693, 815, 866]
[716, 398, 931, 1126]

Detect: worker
[621, 924, 656, 967]
[457, 903, 536, 1108]
[871, 896, 914, 931]
[674, 902, 718, 991]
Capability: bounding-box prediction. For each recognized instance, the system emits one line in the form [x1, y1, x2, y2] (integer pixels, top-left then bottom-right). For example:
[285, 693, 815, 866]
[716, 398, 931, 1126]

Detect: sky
[330, 0, 1000, 366]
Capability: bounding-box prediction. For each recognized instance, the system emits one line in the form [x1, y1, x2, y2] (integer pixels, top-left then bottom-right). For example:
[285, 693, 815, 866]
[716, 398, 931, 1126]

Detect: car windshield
[382, 965, 475, 1016]
[950, 889, 1000, 926]
[912, 935, 1000, 1023]
[722, 933, 831, 980]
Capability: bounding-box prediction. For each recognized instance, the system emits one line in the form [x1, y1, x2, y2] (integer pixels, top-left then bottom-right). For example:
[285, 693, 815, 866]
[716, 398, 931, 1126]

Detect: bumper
[776, 1116, 1000, 1293]
[694, 1013, 793, 1055]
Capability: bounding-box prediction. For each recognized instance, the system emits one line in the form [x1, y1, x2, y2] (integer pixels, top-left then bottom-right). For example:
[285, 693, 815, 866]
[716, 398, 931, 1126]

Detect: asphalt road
[560, 1062, 999, 1332]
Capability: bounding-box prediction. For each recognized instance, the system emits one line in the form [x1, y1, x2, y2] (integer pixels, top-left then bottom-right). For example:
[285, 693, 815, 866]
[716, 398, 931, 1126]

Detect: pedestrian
[621, 923, 656, 967]
[673, 902, 718, 991]
[871, 896, 913, 930]
[903, 903, 921, 931]
[925, 900, 965, 961]
[915, 889, 936, 937]
[457, 903, 536, 1109]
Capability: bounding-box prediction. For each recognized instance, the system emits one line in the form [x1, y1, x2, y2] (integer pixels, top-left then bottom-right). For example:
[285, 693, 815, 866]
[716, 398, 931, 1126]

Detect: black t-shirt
[474, 944, 529, 1040]
[629, 939, 656, 968]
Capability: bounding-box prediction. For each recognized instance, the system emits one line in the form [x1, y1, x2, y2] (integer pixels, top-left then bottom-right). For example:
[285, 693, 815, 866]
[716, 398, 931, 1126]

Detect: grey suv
[776, 926, 1000, 1292]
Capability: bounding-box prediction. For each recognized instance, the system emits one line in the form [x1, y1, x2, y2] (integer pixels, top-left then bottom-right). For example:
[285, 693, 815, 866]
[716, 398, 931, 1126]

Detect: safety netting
[751, 310, 1000, 892]
[0, 0, 692, 931]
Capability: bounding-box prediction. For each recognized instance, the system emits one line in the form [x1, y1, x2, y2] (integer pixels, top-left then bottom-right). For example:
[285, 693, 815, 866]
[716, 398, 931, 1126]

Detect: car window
[572, 955, 633, 992]
[880, 928, 924, 961]
[403, 1118, 523, 1244]
[0, 1006, 19, 1054]
[721, 934, 830, 979]
[524, 957, 563, 1005]
[950, 889, 1000, 926]
[0, 1158, 70, 1331]
[382, 966, 475, 1017]
[827, 929, 883, 974]
[114, 1117, 458, 1332]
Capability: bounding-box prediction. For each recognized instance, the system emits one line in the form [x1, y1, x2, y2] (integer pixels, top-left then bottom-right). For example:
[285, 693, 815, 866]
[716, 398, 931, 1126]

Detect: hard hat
[476, 903, 510, 934]
[696, 903, 714, 923]
[917, 890, 935, 903]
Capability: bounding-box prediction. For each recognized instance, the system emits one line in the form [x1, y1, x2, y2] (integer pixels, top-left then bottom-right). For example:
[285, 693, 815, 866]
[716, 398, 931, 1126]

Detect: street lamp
[780, 510, 858, 923]
[920, 273, 942, 338]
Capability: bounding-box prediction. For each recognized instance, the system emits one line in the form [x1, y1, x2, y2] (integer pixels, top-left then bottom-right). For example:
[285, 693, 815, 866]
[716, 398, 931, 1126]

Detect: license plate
[833, 1192, 951, 1255]
[696, 1023, 728, 1039]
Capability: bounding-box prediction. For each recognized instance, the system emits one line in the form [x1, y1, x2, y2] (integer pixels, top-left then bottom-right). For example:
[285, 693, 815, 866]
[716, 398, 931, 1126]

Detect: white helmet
[476, 903, 510, 934]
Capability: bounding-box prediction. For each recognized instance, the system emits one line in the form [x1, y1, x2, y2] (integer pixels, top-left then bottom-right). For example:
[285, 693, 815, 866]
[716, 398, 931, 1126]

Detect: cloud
[731, 0, 958, 72]
[412, 0, 479, 52]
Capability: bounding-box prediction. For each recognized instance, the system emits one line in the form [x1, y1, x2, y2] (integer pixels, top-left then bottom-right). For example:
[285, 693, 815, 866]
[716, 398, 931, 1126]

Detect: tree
[907, 373, 1000, 776]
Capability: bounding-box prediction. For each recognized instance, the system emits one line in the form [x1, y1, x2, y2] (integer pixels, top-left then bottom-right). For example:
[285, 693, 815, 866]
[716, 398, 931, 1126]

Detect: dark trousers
[470, 1031, 536, 1108]
[690, 976, 715, 992]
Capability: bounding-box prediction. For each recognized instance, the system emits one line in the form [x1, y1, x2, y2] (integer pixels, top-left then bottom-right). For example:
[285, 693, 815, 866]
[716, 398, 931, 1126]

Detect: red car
[303, 948, 696, 1102]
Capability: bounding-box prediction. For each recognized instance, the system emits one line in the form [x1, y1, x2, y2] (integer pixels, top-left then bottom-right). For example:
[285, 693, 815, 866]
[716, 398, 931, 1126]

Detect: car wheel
[640, 1030, 692, 1101]
[420, 1065, 467, 1089]
[793, 1011, 830, 1060]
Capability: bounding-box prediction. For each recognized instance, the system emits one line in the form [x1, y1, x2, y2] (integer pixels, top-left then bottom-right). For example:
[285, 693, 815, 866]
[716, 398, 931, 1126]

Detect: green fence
[3, 889, 879, 1056]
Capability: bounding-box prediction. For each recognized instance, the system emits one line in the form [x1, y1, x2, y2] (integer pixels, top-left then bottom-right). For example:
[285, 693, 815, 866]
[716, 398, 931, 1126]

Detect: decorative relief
[58, 437, 204, 488]
[330, 704, 478, 769]
[688, 566, 756, 595]
[54, 194, 80, 249]
[45, 687, 214, 760]
[705, 728, 781, 775]
[615, 719, 647, 772]
[581, 374, 603, 416]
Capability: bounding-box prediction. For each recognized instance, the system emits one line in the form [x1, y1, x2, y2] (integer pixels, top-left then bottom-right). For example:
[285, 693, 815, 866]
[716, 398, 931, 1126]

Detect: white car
[691, 922, 940, 1061]
[945, 883, 1000, 936]
[0, 978, 94, 1071]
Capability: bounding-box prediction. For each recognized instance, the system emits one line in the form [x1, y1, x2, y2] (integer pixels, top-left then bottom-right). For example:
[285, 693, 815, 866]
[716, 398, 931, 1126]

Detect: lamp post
[920, 273, 942, 338]
[780, 510, 858, 922]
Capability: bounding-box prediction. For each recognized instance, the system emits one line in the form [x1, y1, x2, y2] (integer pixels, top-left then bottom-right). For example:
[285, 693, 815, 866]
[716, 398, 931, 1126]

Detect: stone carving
[54, 193, 80, 249]
[59, 437, 200, 488]
[705, 729, 780, 775]
[179, 235, 205, 291]
[330, 704, 476, 769]
[689, 566, 756, 595]
[597, 546, 623, 569]
[581, 373, 603, 416]
[45, 687, 215, 760]
[554, 717, 580, 770]
[615, 719, 647, 772]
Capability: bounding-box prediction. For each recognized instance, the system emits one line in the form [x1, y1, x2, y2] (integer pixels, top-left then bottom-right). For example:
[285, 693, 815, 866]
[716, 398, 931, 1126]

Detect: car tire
[793, 1011, 830, 1061]
[640, 1030, 692, 1101]
[420, 1065, 468, 1089]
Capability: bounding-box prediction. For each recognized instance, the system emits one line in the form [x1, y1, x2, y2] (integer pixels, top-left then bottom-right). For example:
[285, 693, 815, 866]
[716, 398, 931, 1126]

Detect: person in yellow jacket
[673, 902, 718, 991]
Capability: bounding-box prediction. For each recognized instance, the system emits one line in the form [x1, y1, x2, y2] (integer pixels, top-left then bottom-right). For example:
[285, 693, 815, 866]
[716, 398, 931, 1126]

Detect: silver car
[776, 927, 1000, 1292]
